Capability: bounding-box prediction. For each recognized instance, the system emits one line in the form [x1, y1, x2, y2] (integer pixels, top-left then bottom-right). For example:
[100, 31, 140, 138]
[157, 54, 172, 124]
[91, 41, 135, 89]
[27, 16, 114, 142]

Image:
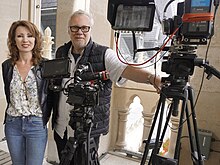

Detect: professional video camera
[65, 64, 100, 106]
[107, 0, 220, 165]
[64, 63, 105, 134]
[41, 58, 107, 105]
[41, 59, 109, 165]
[41, 58, 109, 129]
[107, 0, 217, 83]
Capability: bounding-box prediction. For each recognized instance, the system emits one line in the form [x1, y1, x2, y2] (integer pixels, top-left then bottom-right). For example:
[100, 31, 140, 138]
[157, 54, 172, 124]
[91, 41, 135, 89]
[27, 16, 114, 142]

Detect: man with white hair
[51, 9, 161, 163]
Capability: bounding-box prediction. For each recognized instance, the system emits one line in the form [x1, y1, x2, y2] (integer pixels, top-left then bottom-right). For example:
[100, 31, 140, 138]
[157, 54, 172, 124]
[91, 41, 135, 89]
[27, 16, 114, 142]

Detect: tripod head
[161, 46, 197, 85]
[161, 43, 220, 86]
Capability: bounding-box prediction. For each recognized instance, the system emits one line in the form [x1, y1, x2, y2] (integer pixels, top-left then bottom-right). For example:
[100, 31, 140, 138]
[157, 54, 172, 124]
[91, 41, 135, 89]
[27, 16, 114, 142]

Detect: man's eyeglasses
[69, 26, 90, 33]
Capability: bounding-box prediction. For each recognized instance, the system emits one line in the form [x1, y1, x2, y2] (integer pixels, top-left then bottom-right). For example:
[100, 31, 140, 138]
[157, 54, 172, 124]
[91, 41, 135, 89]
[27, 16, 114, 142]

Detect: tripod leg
[152, 95, 168, 155]
[174, 86, 204, 165]
[89, 138, 100, 165]
[159, 102, 176, 146]
[173, 90, 188, 162]
[140, 93, 167, 165]
[187, 86, 204, 164]
[59, 137, 78, 165]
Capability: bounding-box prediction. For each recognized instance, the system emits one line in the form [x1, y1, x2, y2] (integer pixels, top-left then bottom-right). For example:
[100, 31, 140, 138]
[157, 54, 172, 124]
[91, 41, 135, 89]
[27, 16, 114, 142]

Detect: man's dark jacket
[2, 58, 53, 126]
[51, 39, 113, 137]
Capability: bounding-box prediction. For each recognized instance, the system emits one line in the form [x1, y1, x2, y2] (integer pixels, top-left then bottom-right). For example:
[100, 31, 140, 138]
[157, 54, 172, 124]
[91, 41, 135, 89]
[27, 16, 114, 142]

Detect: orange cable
[182, 13, 214, 22]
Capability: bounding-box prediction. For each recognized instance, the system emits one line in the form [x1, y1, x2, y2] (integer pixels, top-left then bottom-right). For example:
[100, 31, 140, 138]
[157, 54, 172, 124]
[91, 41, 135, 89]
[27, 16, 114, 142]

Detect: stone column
[43, 27, 54, 59]
[139, 111, 154, 152]
[115, 109, 129, 149]
[164, 116, 179, 158]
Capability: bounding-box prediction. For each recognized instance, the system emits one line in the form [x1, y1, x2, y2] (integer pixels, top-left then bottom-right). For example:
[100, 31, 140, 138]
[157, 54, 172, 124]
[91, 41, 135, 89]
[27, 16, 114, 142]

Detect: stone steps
[0, 150, 12, 165]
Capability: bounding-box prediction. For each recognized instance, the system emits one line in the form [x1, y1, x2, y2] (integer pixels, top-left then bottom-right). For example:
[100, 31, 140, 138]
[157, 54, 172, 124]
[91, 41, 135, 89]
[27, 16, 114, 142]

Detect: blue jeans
[4, 115, 48, 165]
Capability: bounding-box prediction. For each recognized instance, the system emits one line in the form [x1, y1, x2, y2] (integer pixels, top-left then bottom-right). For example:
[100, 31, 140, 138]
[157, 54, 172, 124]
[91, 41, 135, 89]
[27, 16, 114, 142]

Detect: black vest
[52, 39, 112, 136]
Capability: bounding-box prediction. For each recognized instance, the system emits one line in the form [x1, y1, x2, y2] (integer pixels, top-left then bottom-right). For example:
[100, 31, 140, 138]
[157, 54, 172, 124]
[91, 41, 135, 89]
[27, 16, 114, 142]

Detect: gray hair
[68, 9, 94, 26]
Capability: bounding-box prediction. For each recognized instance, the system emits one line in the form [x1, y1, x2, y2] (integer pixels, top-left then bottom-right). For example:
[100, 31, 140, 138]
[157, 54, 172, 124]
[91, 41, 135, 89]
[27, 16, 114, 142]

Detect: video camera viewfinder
[41, 58, 71, 79]
[107, 0, 155, 31]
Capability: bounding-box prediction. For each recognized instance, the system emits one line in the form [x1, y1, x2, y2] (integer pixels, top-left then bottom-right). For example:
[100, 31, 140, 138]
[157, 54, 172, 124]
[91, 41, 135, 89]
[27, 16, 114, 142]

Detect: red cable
[115, 26, 180, 66]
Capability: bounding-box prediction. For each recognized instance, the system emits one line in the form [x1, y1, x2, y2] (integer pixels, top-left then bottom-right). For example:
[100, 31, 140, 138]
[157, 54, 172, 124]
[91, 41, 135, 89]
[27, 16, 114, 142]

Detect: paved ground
[0, 147, 142, 165]
[0, 139, 143, 165]
[100, 152, 141, 165]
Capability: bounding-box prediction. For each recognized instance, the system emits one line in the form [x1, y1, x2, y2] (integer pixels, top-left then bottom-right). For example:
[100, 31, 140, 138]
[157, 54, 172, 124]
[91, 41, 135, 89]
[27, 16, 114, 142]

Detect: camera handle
[202, 63, 220, 80]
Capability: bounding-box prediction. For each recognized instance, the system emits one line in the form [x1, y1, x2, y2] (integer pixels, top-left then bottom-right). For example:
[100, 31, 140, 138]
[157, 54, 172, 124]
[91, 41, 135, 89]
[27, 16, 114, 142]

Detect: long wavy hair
[7, 20, 43, 65]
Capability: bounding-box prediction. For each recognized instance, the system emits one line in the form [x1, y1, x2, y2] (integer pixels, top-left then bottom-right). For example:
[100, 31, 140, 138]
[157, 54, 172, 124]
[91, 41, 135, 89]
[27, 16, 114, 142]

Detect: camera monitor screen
[42, 58, 70, 79]
[107, 0, 155, 31]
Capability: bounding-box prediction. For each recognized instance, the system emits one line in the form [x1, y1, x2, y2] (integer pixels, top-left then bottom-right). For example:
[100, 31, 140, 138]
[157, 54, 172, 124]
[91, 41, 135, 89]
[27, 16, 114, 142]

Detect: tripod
[140, 78, 204, 165]
[59, 106, 100, 165]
